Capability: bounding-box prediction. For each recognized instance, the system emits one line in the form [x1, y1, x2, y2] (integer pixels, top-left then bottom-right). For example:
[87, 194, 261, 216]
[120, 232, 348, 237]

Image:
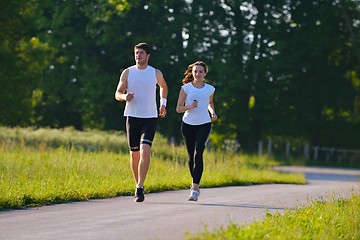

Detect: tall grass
[186, 193, 360, 240]
[0, 127, 306, 209]
[0, 126, 128, 152]
[0, 143, 133, 209]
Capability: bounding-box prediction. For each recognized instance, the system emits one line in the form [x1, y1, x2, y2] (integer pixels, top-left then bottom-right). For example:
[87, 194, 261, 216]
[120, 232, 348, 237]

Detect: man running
[115, 42, 168, 202]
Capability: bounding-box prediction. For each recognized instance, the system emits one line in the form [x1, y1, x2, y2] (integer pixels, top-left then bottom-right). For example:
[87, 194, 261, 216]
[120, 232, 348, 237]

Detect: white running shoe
[188, 189, 200, 201]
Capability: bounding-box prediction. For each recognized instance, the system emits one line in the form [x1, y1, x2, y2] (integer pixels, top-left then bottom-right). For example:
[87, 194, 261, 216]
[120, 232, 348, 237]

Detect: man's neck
[136, 63, 148, 70]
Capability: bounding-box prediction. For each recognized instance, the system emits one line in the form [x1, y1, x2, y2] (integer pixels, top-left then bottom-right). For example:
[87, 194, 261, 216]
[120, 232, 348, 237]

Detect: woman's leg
[192, 123, 212, 186]
[181, 122, 196, 179]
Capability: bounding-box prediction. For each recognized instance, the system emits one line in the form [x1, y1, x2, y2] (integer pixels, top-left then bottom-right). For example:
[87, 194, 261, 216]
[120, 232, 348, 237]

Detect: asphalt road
[1, 166, 359, 240]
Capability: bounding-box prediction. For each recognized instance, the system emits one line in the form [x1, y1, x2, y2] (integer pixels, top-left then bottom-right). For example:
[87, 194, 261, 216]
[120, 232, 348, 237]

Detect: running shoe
[134, 187, 145, 202]
[188, 189, 200, 201]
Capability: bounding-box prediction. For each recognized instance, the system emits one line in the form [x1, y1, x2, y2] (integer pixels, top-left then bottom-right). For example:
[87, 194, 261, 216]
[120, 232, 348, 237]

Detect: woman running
[176, 61, 217, 201]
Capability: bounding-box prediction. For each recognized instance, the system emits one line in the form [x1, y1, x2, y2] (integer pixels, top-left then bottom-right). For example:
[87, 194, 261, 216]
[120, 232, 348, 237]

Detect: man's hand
[159, 105, 167, 117]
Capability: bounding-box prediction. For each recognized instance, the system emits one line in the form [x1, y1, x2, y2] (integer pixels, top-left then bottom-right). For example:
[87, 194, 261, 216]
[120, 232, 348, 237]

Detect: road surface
[1, 166, 359, 240]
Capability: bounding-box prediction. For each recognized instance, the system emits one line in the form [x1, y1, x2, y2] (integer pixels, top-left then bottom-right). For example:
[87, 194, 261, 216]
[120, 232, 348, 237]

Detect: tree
[0, 0, 48, 126]
[1, 0, 359, 150]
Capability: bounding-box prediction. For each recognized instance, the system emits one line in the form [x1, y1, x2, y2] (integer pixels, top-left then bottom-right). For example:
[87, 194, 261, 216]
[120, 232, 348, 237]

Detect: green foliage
[0, 0, 39, 126]
[1, 1, 359, 150]
[186, 194, 360, 240]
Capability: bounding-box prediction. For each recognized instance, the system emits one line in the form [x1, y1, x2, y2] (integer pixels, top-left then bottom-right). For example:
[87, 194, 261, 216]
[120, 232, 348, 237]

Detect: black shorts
[126, 117, 157, 152]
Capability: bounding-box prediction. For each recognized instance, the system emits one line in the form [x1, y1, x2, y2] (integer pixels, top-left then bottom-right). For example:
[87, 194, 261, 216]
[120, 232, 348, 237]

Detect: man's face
[134, 48, 149, 65]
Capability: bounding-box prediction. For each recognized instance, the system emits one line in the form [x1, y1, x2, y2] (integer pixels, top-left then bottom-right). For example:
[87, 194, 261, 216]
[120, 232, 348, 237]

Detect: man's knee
[140, 143, 151, 155]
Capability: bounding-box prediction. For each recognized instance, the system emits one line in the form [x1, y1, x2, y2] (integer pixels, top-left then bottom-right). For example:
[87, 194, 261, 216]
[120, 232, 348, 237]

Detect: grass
[0, 126, 128, 152]
[0, 144, 133, 209]
[186, 193, 360, 240]
[0, 127, 306, 209]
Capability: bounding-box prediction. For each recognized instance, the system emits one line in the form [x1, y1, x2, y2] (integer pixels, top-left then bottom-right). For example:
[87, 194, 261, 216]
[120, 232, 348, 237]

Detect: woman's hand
[191, 100, 198, 109]
[211, 112, 217, 121]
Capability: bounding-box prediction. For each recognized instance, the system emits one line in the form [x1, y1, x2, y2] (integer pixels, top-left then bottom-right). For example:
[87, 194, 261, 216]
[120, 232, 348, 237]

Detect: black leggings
[181, 121, 211, 185]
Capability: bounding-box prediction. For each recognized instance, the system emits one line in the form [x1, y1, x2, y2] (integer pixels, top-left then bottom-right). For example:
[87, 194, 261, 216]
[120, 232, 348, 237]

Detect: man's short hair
[134, 42, 151, 55]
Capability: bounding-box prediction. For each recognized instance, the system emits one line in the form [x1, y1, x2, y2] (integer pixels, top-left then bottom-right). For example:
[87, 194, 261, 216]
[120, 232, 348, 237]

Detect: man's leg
[130, 151, 140, 185]
[134, 144, 150, 202]
[137, 143, 151, 188]
[126, 116, 142, 186]
[134, 118, 156, 202]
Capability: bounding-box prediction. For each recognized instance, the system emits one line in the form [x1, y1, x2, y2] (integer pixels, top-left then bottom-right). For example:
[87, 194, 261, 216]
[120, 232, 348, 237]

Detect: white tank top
[182, 82, 215, 125]
[124, 65, 158, 118]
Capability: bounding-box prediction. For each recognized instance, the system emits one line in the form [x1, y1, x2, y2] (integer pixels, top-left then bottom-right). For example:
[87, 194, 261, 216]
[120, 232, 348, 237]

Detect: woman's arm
[208, 93, 217, 121]
[176, 88, 197, 113]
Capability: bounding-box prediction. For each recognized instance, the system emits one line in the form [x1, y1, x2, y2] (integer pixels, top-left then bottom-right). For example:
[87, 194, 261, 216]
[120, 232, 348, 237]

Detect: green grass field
[0, 127, 305, 209]
[186, 193, 360, 240]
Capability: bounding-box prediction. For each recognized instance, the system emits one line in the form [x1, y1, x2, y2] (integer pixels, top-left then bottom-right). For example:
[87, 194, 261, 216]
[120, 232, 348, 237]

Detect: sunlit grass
[0, 126, 128, 152]
[0, 143, 134, 209]
[186, 193, 360, 240]
[0, 127, 306, 209]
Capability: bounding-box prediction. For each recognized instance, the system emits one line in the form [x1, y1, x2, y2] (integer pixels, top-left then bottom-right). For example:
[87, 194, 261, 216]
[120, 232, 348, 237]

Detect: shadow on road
[199, 203, 295, 211]
[146, 200, 295, 211]
[275, 166, 360, 182]
[305, 172, 360, 182]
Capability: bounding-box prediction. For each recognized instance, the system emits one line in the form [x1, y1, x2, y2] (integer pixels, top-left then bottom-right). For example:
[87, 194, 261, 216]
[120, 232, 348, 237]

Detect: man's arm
[156, 69, 168, 117]
[115, 68, 133, 102]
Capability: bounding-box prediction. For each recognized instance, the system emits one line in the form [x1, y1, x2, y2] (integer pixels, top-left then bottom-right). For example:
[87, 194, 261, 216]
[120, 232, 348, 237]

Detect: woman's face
[192, 65, 206, 81]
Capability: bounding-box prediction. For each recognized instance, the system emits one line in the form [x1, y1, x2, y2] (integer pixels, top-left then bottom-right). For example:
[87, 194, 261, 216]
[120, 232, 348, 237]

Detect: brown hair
[182, 61, 208, 84]
[134, 42, 151, 55]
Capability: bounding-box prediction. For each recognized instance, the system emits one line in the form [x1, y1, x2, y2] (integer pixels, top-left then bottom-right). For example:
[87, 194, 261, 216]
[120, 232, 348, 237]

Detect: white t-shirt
[182, 82, 215, 125]
[124, 65, 158, 118]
